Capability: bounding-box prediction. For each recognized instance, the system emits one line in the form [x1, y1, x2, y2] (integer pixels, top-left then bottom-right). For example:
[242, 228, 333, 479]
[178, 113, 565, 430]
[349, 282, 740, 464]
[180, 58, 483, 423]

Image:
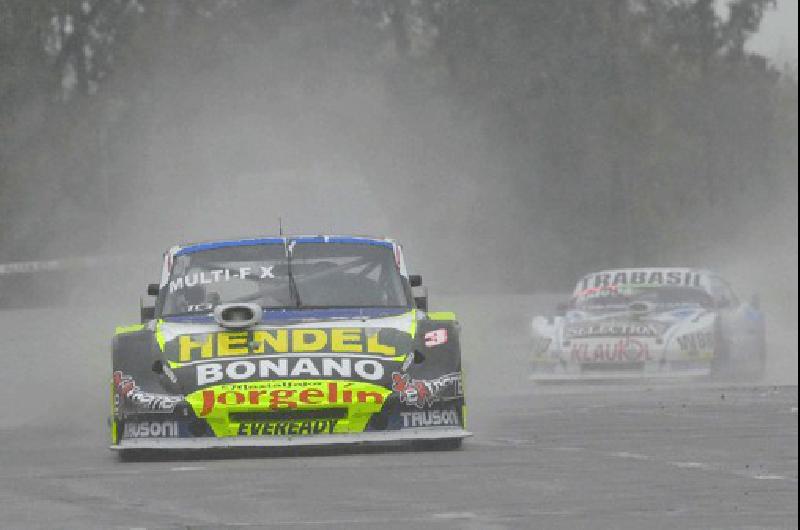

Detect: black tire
[711, 319, 730, 379]
[713, 321, 767, 382]
[116, 449, 143, 462]
[412, 438, 463, 451]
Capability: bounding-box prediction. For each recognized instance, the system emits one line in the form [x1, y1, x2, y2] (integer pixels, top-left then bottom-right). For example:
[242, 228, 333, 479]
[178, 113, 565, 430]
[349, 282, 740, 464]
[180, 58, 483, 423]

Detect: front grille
[229, 408, 348, 422]
[581, 362, 644, 372]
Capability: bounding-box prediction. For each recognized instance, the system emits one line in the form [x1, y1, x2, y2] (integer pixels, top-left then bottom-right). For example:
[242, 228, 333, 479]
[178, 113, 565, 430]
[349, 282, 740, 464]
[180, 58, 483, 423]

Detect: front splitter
[111, 428, 472, 450]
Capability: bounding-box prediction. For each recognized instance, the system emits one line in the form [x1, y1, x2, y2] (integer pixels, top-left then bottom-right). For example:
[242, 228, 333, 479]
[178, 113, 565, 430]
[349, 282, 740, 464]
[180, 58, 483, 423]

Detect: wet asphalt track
[0, 298, 797, 529]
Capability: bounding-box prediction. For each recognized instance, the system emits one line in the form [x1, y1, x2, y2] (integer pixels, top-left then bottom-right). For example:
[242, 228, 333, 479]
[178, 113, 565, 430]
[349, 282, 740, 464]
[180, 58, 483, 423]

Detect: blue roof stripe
[327, 237, 392, 247]
[176, 238, 283, 256]
[176, 237, 392, 256]
[164, 307, 407, 323]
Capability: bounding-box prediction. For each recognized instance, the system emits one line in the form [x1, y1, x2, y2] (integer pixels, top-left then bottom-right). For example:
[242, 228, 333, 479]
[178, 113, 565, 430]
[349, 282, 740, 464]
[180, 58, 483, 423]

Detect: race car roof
[159, 235, 408, 288]
[174, 235, 397, 257]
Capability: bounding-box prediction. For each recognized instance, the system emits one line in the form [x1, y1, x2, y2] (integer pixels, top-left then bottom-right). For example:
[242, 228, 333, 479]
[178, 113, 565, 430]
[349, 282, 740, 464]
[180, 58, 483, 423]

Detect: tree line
[1, 0, 796, 291]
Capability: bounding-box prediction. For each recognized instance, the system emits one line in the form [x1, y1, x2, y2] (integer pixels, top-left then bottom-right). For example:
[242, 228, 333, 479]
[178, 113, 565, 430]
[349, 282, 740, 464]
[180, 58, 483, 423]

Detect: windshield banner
[577, 270, 703, 293]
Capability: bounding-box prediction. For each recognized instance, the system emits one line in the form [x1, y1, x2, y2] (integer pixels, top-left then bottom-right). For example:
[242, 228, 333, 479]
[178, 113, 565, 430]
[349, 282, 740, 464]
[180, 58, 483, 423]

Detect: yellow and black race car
[110, 236, 469, 455]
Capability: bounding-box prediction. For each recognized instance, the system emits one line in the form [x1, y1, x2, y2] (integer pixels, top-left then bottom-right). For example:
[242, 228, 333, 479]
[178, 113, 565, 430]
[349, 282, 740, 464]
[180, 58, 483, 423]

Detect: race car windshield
[159, 242, 409, 316]
[574, 285, 714, 310]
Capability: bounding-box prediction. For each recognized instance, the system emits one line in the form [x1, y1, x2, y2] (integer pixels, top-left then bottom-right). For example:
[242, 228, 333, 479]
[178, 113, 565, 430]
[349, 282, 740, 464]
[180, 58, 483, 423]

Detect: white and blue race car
[531, 268, 766, 381]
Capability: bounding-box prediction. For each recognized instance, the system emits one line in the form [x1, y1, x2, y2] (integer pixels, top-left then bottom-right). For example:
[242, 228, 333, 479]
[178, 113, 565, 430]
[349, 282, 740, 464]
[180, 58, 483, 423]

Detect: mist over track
[0, 295, 795, 529]
[0, 2, 796, 528]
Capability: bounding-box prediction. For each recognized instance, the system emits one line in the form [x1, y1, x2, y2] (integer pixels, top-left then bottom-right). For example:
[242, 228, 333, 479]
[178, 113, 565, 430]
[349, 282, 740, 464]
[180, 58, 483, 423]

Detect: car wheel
[713, 323, 766, 382]
[412, 438, 463, 451]
[711, 320, 730, 379]
[116, 449, 141, 462]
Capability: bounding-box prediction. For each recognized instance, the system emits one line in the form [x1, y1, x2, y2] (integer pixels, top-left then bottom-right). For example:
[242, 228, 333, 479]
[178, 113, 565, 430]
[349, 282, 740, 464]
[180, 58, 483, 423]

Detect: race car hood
[128, 309, 418, 437]
[155, 308, 415, 395]
[562, 306, 709, 341]
[548, 305, 716, 364]
[530, 303, 718, 380]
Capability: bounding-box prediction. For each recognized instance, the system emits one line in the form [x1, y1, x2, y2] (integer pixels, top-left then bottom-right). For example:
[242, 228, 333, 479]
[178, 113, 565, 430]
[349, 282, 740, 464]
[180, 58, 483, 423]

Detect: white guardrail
[0, 257, 104, 275]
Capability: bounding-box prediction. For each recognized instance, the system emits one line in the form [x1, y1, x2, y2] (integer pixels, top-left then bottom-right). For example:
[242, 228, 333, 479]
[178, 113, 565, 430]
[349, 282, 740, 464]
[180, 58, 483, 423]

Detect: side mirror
[147, 283, 160, 296]
[140, 295, 155, 323]
[412, 285, 428, 311]
[140, 305, 155, 323]
[409, 274, 423, 287]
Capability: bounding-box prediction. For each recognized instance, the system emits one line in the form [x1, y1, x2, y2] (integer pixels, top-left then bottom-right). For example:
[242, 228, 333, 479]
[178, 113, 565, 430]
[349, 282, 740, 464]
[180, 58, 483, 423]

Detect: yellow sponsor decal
[155, 320, 167, 351]
[110, 380, 119, 444]
[408, 308, 417, 338]
[427, 311, 457, 321]
[177, 328, 399, 362]
[293, 329, 327, 352]
[179, 334, 214, 360]
[331, 328, 362, 352]
[114, 323, 144, 335]
[187, 380, 391, 436]
[367, 332, 395, 355]
[253, 329, 288, 353]
[218, 332, 249, 356]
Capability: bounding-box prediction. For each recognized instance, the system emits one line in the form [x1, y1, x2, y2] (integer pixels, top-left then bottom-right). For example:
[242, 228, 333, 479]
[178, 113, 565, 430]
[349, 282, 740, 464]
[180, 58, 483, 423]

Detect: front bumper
[529, 368, 710, 382]
[110, 427, 471, 450]
[529, 359, 711, 382]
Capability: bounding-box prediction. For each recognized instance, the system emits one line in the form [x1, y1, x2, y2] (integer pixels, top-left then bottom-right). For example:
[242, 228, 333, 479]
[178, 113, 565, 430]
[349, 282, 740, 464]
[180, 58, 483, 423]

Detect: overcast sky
[747, 0, 798, 67]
